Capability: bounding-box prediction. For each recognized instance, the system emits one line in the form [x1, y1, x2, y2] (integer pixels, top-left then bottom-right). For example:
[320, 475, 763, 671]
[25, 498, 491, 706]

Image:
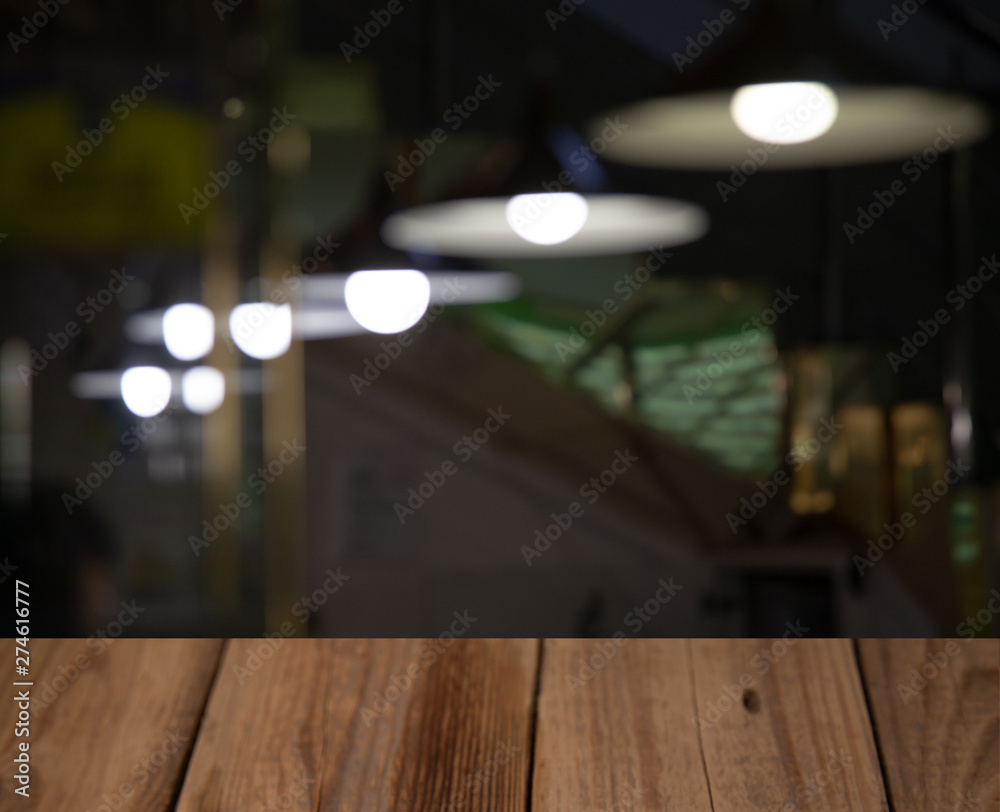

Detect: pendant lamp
[381, 193, 709, 258]
[588, 0, 991, 170]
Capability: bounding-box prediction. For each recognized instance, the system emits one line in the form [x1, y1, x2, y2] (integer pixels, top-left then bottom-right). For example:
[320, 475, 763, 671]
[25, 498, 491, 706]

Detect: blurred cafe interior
[1, 0, 999, 637]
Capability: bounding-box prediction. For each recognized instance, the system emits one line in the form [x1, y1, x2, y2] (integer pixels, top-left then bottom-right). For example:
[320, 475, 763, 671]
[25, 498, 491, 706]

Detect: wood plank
[174, 638, 538, 812]
[532, 639, 715, 812]
[691, 638, 890, 812]
[0, 638, 223, 812]
[857, 638, 1000, 812]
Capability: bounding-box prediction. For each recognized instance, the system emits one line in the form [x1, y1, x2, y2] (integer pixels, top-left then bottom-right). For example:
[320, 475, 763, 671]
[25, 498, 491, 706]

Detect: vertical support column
[259, 0, 307, 636]
[201, 214, 244, 632]
[946, 144, 986, 625]
[0, 338, 31, 508]
[261, 236, 308, 635]
[818, 168, 843, 343]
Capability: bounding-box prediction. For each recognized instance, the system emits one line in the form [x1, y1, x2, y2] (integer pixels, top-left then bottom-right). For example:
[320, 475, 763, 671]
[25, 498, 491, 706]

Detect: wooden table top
[2, 639, 997, 811]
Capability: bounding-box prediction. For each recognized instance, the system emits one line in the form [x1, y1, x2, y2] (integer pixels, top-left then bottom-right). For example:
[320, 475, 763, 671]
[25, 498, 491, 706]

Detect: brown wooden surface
[533, 639, 714, 812]
[175, 638, 539, 812]
[2, 638, 997, 811]
[0, 638, 223, 812]
[857, 638, 1000, 812]
[691, 638, 889, 812]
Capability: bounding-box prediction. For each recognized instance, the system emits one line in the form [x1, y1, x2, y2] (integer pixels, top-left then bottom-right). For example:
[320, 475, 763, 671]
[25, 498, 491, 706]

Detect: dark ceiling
[294, 0, 1000, 472]
[3, 0, 1000, 472]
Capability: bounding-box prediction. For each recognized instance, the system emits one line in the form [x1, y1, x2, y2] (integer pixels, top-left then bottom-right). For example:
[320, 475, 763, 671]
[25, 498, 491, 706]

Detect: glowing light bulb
[120, 366, 172, 417]
[505, 193, 589, 245]
[730, 82, 839, 145]
[182, 366, 225, 414]
[229, 303, 292, 360]
[345, 270, 431, 334]
[163, 304, 215, 361]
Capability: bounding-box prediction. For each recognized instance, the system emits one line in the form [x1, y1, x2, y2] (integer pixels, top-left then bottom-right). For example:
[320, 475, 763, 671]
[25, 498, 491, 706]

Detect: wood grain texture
[5, 637, 995, 811]
[532, 639, 714, 812]
[174, 638, 538, 812]
[691, 638, 889, 812]
[857, 638, 1000, 812]
[0, 638, 223, 812]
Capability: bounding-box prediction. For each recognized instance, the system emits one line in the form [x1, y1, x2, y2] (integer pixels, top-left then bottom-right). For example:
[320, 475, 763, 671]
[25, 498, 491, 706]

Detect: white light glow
[505, 193, 589, 245]
[382, 196, 707, 257]
[163, 304, 215, 361]
[120, 366, 172, 417]
[182, 366, 226, 414]
[730, 82, 839, 145]
[344, 270, 430, 334]
[123, 310, 165, 344]
[229, 303, 292, 360]
[428, 272, 521, 303]
[71, 371, 124, 399]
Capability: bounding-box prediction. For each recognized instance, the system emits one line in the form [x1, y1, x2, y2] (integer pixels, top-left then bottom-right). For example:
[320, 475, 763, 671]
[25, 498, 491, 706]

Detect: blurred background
[1, 0, 999, 638]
